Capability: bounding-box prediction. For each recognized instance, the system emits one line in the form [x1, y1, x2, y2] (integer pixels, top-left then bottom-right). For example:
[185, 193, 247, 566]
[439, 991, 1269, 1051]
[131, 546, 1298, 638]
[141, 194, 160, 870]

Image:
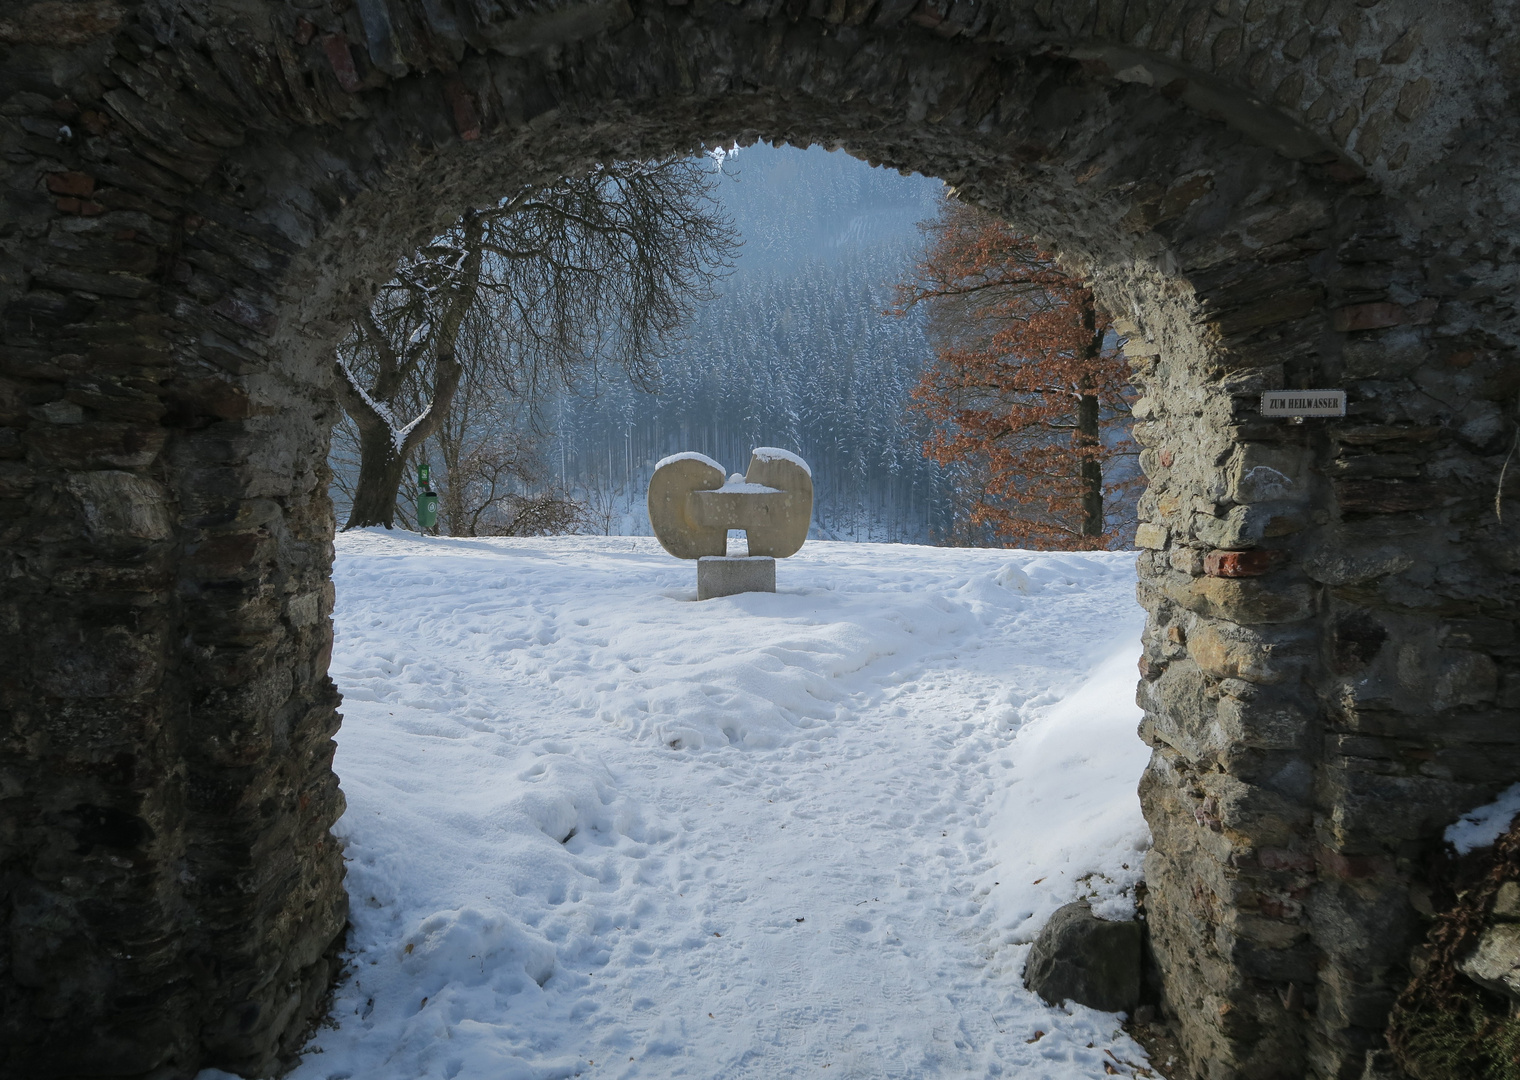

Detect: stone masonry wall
[0, 1, 1516, 1077]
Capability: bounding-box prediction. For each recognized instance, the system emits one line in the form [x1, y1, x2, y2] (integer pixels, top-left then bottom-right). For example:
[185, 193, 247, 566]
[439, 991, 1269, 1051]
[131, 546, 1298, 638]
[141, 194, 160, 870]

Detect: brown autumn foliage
[895, 199, 1138, 549]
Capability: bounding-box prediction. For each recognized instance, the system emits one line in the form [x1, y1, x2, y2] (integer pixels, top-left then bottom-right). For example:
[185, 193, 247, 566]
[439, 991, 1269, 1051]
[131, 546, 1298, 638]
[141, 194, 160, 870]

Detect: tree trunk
[1075, 291, 1104, 540]
[1076, 388, 1103, 538]
[348, 421, 409, 529]
[334, 349, 463, 529]
[438, 420, 468, 536]
[334, 210, 480, 531]
[334, 363, 410, 529]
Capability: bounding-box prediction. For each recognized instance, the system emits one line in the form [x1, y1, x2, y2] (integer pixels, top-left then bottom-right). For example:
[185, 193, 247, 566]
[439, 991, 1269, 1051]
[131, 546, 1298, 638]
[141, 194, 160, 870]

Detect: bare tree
[335, 157, 737, 529]
[429, 308, 584, 536]
[439, 427, 584, 536]
[578, 481, 625, 536]
[334, 210, 483, 528]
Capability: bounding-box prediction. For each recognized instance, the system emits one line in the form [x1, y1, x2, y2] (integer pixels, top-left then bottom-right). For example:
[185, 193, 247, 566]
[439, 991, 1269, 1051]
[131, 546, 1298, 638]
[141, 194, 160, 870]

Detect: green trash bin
[416, 463, 439, 532]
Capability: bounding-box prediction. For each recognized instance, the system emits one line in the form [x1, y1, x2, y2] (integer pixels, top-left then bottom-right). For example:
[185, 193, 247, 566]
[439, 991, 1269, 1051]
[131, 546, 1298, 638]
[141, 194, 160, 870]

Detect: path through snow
[239, 534, 1154, 1080]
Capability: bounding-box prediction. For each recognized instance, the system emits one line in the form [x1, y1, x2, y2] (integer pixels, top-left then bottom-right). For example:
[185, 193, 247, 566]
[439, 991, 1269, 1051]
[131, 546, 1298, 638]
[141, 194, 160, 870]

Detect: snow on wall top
[655, 451, 724, 473]
[751, 447, 811, 476]
[1446, 781, 1520, 854]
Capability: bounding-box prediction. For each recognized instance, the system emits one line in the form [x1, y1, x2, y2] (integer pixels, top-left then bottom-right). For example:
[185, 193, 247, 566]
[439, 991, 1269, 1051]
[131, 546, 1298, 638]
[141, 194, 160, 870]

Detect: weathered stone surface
[737, 449, 813, 559]
[1023, 901, 1142, 1014]
[649, 448, 812, 560]
[1205, 549, 1286, 579]
[1171, 575, 1315, 624]
[2, 2, 1517, 1078]
[647, 452, 726, 559]
[1457, 923, 1520, 1003]
[696, 555, 776, 600]
[0, 1, 125, 47]
[1135, 522, 1168, 549]
[66, 470, 174, 540]
[1494, 881, 1520, 921]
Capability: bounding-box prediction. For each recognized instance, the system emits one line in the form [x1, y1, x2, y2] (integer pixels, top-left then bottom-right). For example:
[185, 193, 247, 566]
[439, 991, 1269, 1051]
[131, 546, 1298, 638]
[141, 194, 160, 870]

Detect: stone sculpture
[648, 448, 813, 598]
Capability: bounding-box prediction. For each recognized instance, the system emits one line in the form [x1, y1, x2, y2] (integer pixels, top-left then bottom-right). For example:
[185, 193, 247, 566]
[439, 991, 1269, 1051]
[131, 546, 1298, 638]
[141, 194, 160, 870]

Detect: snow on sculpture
[648, 448, 813, 598]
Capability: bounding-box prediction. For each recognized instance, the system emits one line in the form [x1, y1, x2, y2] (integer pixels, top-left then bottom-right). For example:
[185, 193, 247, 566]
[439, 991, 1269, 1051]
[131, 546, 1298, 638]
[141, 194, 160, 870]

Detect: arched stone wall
[1, 2, 1515, 1077]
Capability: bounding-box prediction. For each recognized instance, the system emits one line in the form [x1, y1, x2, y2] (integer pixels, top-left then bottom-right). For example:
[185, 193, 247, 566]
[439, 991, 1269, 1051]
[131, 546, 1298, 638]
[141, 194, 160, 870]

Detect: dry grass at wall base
[1386, 822, 1520, 1080]
[1391, 988, 1520, 1080]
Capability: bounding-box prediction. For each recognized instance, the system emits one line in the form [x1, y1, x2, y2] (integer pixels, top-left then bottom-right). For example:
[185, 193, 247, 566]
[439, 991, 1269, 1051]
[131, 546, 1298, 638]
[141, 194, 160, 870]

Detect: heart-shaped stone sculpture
[647, 447, 813, 559]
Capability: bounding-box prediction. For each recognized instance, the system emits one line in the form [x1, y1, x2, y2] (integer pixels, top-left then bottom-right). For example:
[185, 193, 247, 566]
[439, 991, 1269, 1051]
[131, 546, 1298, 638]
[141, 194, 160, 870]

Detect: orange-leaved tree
[894, 199, 1137, 549]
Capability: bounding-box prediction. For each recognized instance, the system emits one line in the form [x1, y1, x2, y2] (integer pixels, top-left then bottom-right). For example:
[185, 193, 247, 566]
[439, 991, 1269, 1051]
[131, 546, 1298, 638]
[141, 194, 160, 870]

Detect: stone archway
[2, 2, 1515, 1077]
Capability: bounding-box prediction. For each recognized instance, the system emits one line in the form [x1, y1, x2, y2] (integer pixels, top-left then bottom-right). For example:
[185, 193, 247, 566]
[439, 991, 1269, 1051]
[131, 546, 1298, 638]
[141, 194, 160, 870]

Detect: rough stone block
[1170, 546, 1204, 575]
[1178, 577, 1314, 624]
[1135, 522, 1169, 548]
[1202, 772, 1312, 845]
[1331, 299, 1437, 332]
[1334, 478, 1445, 515]
[66, 470, 174, 540]
[1216, 691, 1312, 750]
[1138, 659, 1218, 760]
[697, 556, 775, 600]
[1023, 901, 1142, 1014]
[1227, 443, 1311, 505]
[1204, 549, 1285, 578]
[1188, 620, 1282, 684]
[1494, 882, 1520, 921]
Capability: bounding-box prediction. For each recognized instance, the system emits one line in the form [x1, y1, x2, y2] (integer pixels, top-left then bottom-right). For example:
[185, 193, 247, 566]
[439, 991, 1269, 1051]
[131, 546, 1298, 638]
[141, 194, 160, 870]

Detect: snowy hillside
[249, 535, 1155, 1080]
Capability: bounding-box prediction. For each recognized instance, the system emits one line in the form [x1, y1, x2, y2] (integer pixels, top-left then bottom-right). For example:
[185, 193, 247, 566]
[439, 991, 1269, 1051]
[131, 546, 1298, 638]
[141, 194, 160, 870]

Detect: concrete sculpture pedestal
[649, 447, 812, 599]
[697, 556, 777, 599]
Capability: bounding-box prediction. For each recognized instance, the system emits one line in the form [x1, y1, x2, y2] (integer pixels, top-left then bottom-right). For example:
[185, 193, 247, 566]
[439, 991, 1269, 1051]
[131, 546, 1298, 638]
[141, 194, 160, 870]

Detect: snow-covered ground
[250, 534, 1155, 1080]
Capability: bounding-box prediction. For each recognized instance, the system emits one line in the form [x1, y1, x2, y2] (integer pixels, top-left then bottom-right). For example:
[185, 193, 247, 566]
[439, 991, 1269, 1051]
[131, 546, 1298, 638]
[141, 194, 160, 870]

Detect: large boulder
[1457, 880, 1520, 1004]
[1458, 924, 1520, 1001]
[1023, 901, 1142, 1014]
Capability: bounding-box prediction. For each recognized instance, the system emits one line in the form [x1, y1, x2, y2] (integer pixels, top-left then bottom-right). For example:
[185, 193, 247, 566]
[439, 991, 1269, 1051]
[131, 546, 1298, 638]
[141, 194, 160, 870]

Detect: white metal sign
[1260, 390, 1346, 417]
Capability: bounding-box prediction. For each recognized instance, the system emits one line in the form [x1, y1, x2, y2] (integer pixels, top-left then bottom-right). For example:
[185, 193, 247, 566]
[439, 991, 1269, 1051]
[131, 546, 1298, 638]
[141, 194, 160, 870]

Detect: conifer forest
[529, 145, 962, 543]
[331, 144, 961, 543]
